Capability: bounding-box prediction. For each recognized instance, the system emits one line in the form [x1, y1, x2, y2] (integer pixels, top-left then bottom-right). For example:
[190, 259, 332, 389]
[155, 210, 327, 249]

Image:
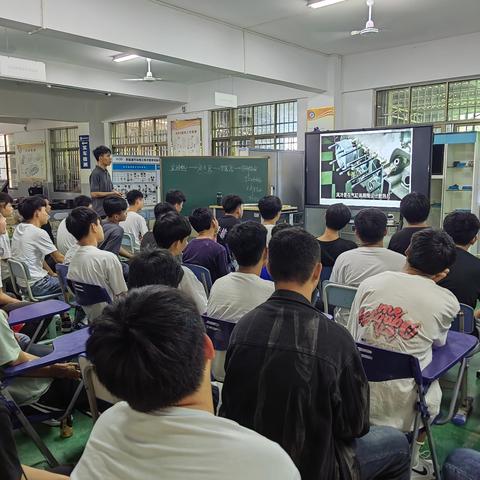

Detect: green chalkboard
[161, 156, 269, 214]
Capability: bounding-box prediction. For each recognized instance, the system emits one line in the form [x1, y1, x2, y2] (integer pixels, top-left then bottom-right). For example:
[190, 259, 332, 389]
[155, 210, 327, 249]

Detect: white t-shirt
[67, 245, 127, 319]
[330, 246, 406, 325]
[57, 218, 77, 255]
[207, 272, 274, 380]
[64, 243, 80, 265]
[120, 211, 148, 249]
[11, 223, 57, 286]
[0, 231, 11, 281]
[207, 272, 274, 321]
[71, 402, 300, 480]
[347, 271, 460, 431]
[179, 266, 208, 314]
[264, 224, 275, 244]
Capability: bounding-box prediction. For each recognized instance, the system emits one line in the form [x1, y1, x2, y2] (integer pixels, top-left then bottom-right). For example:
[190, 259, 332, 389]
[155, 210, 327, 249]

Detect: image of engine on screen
[320, 129, 412, 202]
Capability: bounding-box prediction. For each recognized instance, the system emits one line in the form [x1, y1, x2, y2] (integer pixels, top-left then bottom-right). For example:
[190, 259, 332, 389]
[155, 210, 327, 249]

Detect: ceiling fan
[123, 58, 162, 82]
[351, 0, 380, 36]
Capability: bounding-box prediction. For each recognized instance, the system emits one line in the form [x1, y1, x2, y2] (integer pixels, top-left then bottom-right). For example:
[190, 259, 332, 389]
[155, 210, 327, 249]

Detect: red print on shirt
[359, 304, 419, 340]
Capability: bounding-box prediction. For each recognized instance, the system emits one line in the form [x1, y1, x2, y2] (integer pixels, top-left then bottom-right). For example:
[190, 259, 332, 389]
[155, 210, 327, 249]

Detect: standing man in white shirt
[153, 212, 207, 314]
[72, 286, 300, 480]
[348, 229, 459, 479]
[57, 195, 92, 255]
[66, 207, 127, 321]
[330, 208, 406, 325]
[258, 195, 282, 244]
[207, 221, 274, 380]
[120, 190, 148, 250]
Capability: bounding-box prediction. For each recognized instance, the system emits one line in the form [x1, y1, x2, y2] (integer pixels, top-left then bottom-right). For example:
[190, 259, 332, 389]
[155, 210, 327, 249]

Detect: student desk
[209, 204, 301, 225]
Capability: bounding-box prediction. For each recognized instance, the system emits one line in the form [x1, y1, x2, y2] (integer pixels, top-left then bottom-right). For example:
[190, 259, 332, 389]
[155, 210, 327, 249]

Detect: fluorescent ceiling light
[112, 54, 139, 63]
[307, 0, 346, 8]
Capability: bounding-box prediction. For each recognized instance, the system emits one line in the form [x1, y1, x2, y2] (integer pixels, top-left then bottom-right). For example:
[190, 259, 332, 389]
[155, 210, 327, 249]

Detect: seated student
[207, 221, 274, 380]
[347, 229, 458, 478]
[439, 211, 480, 310]
[140, 202, 175, 250]
[98, 196, 133, 260]
[259, 222, 294, 281]
[0, 403, 70, 480]
[217, 195, 243, 251]
[330, 208, 405, 325]
[11, 197, 66, 297]
[165, 189, 186, 213]
[221, 227, 410, 480]
[0, 205, 20, 310]
[443, 448, 480, 480]
[120, 190, 148, 250]
[388, 192, 430, 255]
[317, 203, 357, 268]
[67, 207, 127, 320]
[183, 208, 230, 283]
[72, 286, 300, 480]
[57, 195, 92, 255]
[0, 192, 14, 288]
[38, 196, 55, 244]
[153, 212, 207, 313]
[258, 195, 282, 243]
[128, 248, 184, 289]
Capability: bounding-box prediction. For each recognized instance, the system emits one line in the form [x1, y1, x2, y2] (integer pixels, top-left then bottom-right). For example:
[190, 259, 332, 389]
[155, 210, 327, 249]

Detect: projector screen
[305, 126, 433, 208]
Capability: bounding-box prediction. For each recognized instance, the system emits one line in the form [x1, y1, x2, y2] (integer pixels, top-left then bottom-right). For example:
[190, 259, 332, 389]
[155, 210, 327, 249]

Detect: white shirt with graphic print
[347, 271, 459, 431]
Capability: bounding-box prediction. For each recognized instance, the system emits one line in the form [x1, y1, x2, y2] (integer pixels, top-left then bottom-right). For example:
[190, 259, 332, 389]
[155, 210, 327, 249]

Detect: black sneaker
[61, 318, 73, 333]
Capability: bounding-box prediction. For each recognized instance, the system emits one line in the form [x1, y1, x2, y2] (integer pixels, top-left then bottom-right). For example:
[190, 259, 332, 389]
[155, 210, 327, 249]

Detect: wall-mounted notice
[79, 135, 91, 169]
[307, 106, 335, 132]
[17, 142, 47, 181]
[170, 119, 202, 156]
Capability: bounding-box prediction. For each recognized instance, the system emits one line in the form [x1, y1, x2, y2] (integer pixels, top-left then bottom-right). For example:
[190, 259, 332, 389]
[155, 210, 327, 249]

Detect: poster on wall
[307, 106, 335, 132]
[16, 142, 47, 181]
[170, 119, 203, 156]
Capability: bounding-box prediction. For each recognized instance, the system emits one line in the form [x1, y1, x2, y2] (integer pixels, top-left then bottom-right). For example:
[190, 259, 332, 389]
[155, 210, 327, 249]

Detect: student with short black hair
[57, 195, 92, 255]
[317, 203, 357, 268]
[72, 286, 299, 480]
[258, 195, 282, 243]
[99, 196, 133, 260]
[89, 146, 122, 217]
[330, 208, 405, 325]
[439, 211, 480, 310]
[120, 189, 148, 250]
[222, 227, 410, 480]
[183, 208, 230, 283]
[153, 212, 207, 313]
[0, 192, 14, 287]
[348, 229, 458, 477]
[218, 194, 243, 246]
[140, 202, 176, 250]
[165, 189, 186, 213]
[67, 207, 127, 320]
[128, 248, 184, 289]
[388, 192, 430, 255]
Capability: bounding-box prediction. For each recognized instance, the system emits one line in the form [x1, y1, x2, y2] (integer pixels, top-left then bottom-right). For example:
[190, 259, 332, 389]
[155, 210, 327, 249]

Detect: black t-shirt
[388, 227, 427, 255]
[217, 215, 241, 247]
[140, 231, 157, 250]
[439, 247, 480, 309]
[0, 404, 22, 480]
[318, 238, 357, 268]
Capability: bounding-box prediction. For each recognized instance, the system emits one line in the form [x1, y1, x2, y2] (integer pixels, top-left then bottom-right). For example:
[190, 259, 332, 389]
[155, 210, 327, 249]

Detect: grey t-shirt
[99, 221, 124, 256]
[89, 166, 113, 217]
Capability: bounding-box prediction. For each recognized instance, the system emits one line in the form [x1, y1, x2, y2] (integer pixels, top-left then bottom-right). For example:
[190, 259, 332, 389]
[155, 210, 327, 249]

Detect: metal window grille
[50, 127, 81, 193]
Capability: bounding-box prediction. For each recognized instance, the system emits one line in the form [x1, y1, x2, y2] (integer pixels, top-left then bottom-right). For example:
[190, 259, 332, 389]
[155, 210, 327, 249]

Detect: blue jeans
[30, 275, 62, 298]
[443, 449, 480, 480]
[354, 426, 411, 480]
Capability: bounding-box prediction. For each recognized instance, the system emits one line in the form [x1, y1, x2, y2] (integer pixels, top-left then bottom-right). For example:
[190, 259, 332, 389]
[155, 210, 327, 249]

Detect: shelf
[445, 189, 473, 193]
[447, 166, 473, 169]
[431, 175, 444, 180]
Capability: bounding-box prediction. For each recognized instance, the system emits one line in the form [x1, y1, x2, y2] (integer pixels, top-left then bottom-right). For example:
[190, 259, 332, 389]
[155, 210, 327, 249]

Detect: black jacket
[220, 290, 370, 480]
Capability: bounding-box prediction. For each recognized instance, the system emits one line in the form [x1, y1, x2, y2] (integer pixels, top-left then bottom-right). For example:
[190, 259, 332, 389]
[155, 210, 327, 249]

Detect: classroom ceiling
[156, 0, 480, 55]
[0, 27, 228, 84]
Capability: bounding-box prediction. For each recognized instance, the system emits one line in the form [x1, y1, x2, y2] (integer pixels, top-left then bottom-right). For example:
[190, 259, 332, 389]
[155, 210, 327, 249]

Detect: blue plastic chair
[322, 281, 357, 318]
[1, 328, 89, 466]
[70, 281, 112, 307]
[183, 263, 213, 295]
[451, 304, 475, 334]
[320, 266, 333, 284]
[358, 331, 478, 480]
[260, 266, 272, 281]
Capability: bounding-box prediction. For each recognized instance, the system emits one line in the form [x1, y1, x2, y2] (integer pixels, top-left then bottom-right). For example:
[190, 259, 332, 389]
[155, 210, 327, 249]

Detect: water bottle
[216, 192, 222, 206]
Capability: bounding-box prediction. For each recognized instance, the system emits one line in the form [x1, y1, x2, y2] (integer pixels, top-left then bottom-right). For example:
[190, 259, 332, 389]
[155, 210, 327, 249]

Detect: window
[212, 100, 297, 156]
[376, 77, 480, 130]
[50, 128, 81, 193]
[0, 135, 13, 188]
[111, 117, 168, 156]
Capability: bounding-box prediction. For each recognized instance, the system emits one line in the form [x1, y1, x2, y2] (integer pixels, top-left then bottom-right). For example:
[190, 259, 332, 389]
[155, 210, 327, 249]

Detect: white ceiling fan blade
[122, 78, 147, 81]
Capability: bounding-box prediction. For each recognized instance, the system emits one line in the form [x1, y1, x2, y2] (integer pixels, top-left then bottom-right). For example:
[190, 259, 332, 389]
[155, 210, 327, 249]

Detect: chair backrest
[320, 266, 333, 284]
[70, 281, 112, 307]
[7, 259, 32, 298]
[260, 265, 272, 282]
[356, 342, 423, 385]
[451, 304, 475, 335]
[121, 233, 136, 253]
[202, 315, 236, 351]
[55, 264, 74, 301]
[183, 263, 213, 295]
[322, 281, 357, 314]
